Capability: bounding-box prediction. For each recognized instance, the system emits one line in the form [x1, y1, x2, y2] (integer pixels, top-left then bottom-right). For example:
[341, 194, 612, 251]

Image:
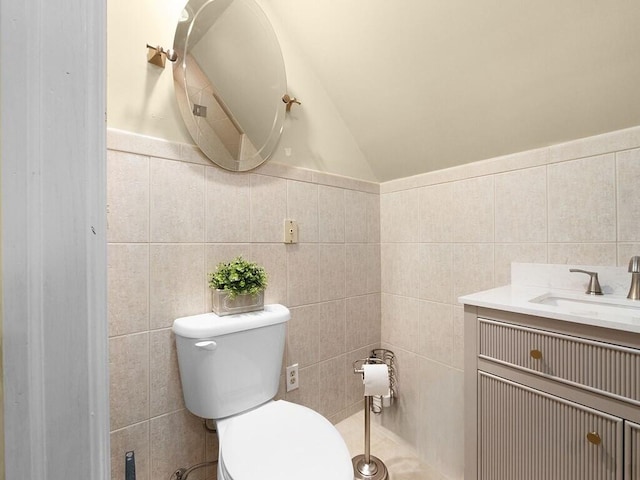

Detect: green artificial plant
[208, 256, 268, 299]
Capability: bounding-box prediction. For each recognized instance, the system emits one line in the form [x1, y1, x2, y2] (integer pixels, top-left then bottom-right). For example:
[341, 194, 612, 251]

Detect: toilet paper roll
[362, 363, 389, 396]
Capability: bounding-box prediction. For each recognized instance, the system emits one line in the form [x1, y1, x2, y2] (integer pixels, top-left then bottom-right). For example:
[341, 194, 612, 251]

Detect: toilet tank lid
[173, 304, 290, 338]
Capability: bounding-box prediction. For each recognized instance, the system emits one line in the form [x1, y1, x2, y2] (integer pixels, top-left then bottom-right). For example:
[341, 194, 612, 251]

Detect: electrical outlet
[286, 363, 299, 392]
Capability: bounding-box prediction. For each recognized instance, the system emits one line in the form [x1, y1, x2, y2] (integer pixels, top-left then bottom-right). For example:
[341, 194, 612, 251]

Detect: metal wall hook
[146, 44, 178, 68]
[282, 94, 301, 112]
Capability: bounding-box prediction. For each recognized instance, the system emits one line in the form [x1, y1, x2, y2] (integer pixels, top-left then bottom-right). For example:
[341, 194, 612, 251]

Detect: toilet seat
[217, 400, 353, 480]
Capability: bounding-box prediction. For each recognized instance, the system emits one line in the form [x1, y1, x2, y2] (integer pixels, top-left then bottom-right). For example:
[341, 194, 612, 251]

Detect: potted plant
[208, 256, 268, 316]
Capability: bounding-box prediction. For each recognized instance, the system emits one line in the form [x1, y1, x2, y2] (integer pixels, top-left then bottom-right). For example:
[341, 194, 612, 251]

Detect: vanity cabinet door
[626, 422, 640, 478]
[479, 372, 623, 480]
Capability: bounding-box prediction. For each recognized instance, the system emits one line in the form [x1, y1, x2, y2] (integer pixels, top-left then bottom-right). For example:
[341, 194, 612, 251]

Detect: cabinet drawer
[478, 318, 640, 405]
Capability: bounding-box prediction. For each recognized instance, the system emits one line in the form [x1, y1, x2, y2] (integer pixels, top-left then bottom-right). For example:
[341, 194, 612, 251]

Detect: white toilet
[173, 304, 353, 480]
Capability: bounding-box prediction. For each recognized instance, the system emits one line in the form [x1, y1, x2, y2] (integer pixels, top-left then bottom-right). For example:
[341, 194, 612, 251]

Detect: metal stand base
[352, 454, 389, 480]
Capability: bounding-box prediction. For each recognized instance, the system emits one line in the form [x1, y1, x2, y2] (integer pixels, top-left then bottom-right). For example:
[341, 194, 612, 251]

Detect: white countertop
[460, 284, 640, 334]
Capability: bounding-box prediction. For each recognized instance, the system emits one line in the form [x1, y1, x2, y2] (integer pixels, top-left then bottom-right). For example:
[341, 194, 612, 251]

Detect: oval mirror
[173, 0, 287, 171]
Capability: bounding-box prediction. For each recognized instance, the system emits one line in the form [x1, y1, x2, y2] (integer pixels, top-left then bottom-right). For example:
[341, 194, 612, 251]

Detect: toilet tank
[173, 304, 290, 419]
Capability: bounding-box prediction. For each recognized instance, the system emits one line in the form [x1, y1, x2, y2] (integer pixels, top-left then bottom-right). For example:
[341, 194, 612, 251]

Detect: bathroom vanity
[461, 264, 640, 480]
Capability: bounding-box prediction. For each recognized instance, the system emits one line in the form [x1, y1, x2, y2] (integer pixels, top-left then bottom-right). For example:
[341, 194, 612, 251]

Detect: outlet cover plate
[286, 363, 299, 392]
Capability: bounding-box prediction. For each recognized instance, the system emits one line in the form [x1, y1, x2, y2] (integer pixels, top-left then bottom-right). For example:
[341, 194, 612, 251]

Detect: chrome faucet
[569, 269, 603, 295]
[628, 256, 640, 300]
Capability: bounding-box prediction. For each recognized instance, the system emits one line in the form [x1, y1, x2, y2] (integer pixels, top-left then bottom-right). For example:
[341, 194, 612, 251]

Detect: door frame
[1, 0, 109, 478]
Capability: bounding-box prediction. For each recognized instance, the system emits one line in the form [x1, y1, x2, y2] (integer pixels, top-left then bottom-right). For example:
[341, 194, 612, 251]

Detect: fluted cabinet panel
[625, 422, 640, 479]
[479, 319, 640, 404]
[479, 372, 623, 480]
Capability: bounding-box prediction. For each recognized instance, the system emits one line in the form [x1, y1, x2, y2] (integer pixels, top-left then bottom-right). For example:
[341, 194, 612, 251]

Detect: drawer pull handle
[530, 349, 543, 360]
[586, 432, 601, 446]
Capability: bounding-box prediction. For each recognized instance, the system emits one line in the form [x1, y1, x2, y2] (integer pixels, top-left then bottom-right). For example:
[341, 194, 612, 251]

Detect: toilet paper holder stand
[351, 355, 393, 480]
[353, 349, 396, 410]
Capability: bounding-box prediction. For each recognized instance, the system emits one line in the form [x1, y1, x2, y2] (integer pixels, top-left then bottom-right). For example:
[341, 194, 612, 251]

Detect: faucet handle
[628, 256, 640, 300]
[569, 269, 604, 295]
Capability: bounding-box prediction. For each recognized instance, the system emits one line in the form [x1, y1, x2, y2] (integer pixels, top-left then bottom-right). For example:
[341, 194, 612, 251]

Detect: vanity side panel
[464, 305, 479, 480]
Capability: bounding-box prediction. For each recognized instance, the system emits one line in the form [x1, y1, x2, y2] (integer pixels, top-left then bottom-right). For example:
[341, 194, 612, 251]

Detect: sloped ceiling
[267, 0, 640, 182]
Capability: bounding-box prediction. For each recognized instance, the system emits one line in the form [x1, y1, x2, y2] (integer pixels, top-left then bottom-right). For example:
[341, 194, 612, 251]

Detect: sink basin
[529, 292, 640, 318]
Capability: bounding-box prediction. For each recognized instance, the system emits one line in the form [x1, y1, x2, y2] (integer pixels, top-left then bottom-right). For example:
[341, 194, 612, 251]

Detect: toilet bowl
[173, 305, 353, 480]
[216, 400, 353, 480]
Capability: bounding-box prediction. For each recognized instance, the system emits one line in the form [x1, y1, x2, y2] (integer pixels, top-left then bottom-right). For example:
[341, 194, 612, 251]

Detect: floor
[335, 412, 447, 480]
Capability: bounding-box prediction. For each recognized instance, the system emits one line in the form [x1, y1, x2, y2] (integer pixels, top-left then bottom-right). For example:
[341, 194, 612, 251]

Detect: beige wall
[107, 0, 377, 181]
[106, 129, 380, 480]
[378, 126, 640, 479]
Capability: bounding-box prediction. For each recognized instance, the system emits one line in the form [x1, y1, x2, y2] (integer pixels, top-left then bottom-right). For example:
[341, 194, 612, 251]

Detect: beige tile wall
[379, 126, 640, 480]
[107, 130, 380, 480]
[107, 125, 640, 480]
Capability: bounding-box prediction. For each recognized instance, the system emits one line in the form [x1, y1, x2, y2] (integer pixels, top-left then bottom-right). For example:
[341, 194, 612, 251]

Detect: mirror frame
[172, 0, 287, 171]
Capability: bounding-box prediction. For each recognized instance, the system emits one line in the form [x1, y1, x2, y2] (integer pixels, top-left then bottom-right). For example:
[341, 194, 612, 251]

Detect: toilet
[173, 304, 353, 480]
